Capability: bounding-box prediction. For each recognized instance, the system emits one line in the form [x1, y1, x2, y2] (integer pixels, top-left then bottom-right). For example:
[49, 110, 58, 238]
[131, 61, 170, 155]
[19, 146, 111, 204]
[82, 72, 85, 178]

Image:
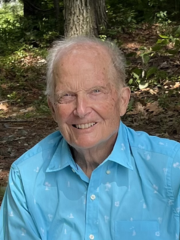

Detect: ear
[119, 87, 130, 116]
[47, 97, 57, 122]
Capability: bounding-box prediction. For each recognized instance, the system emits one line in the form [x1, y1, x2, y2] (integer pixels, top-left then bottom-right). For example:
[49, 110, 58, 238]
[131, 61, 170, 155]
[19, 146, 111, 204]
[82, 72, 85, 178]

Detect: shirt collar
[46, 137, 77, 172]
[46, 121, 133, 172]
[106, 121, 133, 170]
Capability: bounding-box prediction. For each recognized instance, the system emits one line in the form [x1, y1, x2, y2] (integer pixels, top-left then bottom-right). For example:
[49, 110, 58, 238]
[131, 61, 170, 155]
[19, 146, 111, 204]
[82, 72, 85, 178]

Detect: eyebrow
[55, 84, 110, 95]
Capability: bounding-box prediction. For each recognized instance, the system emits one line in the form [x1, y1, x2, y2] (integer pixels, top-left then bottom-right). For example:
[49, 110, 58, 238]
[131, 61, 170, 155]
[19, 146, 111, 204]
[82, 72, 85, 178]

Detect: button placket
[85, 167, 102, 240]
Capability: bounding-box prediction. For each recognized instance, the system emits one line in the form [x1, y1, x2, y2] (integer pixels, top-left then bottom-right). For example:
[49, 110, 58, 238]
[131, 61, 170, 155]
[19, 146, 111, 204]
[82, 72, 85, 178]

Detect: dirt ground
[0, 25, 180, 204]
[0, 118, 56, 186]
[1, 112, 180, 190]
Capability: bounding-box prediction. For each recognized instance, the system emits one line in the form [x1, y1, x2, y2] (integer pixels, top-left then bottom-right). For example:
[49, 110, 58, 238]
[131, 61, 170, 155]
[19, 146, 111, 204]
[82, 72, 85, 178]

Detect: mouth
[72, 122, 97, 129]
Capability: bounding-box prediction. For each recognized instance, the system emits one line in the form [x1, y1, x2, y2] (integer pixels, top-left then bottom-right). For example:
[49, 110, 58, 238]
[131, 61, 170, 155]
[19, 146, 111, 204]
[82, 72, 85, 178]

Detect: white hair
[45, 36, 126, 99]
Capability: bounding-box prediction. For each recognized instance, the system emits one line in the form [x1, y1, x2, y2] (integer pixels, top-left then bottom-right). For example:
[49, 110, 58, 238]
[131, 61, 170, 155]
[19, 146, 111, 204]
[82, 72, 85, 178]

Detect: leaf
[171, 82, 180, 89]
[132, 72, 140, 80]
[132, 67, 142, 75]
[159, 34, 169, 39]
[142, 70, 145, 78]
[141, 54, 150, 64]
[167, 49, 178, 55]
[175, 39, 180, 47]
[127, 102, 145, 115]
[151, 44, 163, 51]
[146, 67, 158, 79]
[174, 26, 180, 37]
[156, 39, 168, 46]
[156, 39, 164, 44]
[146, 101, 163, 115]
[129, 79, 134, 85]
[0, 103, 8, 112]
[139, 82, 149, 90]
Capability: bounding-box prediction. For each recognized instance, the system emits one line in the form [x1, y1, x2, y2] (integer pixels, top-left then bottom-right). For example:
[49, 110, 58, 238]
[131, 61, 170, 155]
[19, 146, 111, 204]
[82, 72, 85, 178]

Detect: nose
[73, 94, 91, 118]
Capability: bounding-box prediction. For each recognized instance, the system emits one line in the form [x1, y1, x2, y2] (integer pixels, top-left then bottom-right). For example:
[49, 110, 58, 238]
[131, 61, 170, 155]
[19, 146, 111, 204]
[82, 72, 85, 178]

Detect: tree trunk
[94, 0, 107, 32]
[63, 0, 106, 38]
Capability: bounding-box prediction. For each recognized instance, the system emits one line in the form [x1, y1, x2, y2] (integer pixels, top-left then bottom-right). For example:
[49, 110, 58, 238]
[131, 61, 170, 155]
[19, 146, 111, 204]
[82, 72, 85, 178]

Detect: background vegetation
[0, 0, 180, 200]
[0, 0, 179, 103]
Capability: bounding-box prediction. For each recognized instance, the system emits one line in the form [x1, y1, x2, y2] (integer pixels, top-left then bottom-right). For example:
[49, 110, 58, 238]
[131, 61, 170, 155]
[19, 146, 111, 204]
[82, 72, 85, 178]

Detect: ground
[0, 24, 180, 203]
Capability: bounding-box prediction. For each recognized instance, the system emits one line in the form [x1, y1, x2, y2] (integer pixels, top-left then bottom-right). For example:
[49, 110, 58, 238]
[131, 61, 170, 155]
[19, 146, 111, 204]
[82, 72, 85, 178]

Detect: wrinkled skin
[48, 44, 130, 176]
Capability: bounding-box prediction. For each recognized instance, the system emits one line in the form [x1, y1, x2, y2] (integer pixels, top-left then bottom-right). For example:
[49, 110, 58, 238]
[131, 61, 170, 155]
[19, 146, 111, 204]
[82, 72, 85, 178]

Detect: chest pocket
[114, 220, 160, 240]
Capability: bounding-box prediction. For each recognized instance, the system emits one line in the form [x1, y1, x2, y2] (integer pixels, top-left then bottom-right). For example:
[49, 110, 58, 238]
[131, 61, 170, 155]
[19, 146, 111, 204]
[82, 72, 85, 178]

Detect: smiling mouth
[72, 122, 97, 129]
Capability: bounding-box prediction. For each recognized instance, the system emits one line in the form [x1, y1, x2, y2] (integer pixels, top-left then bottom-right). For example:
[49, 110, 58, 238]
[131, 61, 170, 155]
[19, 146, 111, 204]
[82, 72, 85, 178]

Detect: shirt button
[72, 168, 75, 172]
[89, 234, 94, 239]
[90, 194, 96, 200]
[106, 170, 111, 174]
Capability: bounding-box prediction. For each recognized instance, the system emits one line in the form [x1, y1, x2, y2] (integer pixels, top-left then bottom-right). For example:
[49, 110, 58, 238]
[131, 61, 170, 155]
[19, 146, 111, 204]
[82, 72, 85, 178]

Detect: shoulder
[11, 131, 63, 170]
[125, 124, 180, 157]
[124, 123, 180, 199]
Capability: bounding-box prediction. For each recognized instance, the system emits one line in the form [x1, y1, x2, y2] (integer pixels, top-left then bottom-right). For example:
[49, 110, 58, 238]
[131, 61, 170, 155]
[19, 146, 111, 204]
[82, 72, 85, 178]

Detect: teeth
[75, 122, 96, 129]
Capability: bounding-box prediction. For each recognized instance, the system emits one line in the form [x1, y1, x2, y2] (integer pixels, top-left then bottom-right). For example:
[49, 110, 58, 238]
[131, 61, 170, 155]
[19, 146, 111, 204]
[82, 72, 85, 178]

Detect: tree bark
[63, 0, 106, 38]
[94, 0, 107, 32]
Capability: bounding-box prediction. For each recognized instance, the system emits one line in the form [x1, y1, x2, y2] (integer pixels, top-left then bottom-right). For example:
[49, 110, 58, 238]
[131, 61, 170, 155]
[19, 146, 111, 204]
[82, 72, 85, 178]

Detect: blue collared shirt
[0, 122, 180, 240]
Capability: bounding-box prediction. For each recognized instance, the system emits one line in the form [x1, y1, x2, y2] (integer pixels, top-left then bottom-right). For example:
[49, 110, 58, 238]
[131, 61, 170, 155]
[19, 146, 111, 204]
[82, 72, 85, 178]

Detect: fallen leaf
[0, 103, 8, 112]
[127, 102, 145, 115]
[1, 84, 8, 89]
[146, 101, 163, 115]
[172, 82, 180, 89]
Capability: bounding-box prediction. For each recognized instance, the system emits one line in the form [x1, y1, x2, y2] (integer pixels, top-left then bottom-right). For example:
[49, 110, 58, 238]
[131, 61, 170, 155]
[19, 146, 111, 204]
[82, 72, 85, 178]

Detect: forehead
[55, 43, 112, 73]
[53, 43, 118, 92]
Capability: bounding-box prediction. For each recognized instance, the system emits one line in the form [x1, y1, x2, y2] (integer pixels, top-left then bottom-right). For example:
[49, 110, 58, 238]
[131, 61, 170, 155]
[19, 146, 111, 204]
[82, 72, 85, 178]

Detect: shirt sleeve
[171, 144, 180, 237]
[0, 164, 42, 240]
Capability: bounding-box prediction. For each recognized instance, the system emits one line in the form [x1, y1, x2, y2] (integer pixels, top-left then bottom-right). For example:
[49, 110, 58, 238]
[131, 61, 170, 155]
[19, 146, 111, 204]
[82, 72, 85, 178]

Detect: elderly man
[0, 37, 180, 240]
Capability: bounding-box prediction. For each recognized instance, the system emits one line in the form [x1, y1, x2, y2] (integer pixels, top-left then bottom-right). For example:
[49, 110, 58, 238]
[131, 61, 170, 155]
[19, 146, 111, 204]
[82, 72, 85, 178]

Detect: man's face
[48, 45, 130, 150]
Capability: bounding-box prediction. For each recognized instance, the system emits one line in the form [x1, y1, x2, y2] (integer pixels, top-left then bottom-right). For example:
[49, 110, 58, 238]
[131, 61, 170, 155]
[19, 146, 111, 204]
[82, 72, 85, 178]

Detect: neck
[71, 133, 117, 178]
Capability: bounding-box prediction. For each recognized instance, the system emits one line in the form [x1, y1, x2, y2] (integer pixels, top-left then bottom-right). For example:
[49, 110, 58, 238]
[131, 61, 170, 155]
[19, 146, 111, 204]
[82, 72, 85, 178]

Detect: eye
[63, 93, 72, 97]
[62, 92, 75, 98]
[56, 92, 76, 104]
[62, 93, 75, 100]
[92, 89, 101, 94]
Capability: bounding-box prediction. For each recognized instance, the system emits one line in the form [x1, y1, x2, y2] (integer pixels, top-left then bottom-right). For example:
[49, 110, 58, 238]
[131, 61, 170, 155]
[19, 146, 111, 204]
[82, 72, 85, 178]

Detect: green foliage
[0, 0, 180, 118]
[155, 11, 171, 24]
[0, 2, 23, 20]
[106, 0, 180, 23]
[106, 4, 137, 36]
[0, 2, 63, 56]
[152, 31, 180, 55]
[127, 24, 180, 91]
[0, 15, 61, 55]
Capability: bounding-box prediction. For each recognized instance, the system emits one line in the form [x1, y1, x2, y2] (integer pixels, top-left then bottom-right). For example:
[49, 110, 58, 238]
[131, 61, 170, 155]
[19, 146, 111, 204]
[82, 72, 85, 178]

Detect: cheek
[107, 97, 120, 113]
[96, 99, 120, 119]
[55, 106, 71, 122]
